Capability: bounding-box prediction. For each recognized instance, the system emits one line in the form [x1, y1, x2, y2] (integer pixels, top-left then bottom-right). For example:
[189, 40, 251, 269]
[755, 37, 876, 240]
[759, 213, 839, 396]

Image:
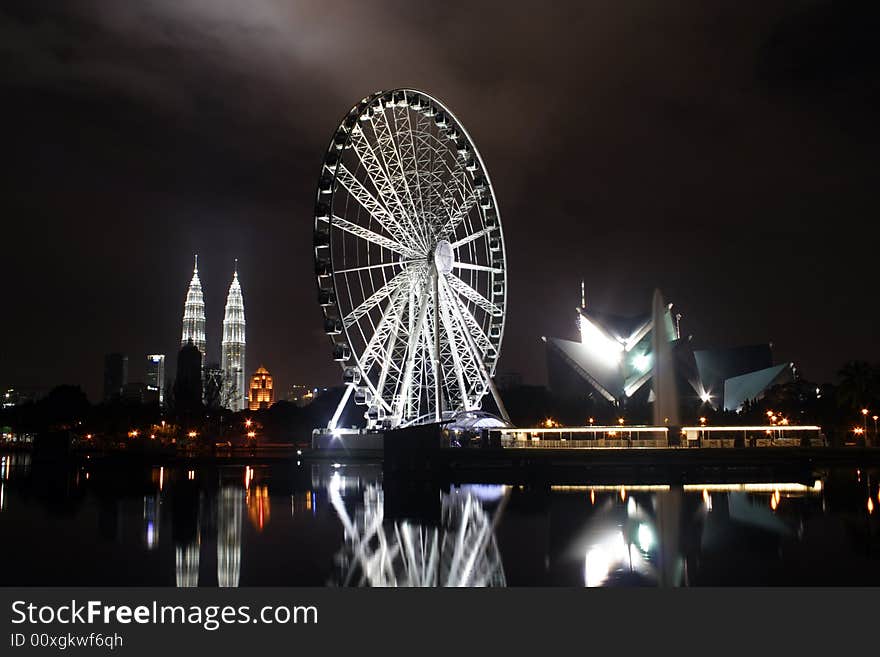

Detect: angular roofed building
[544, 289, 794, 413]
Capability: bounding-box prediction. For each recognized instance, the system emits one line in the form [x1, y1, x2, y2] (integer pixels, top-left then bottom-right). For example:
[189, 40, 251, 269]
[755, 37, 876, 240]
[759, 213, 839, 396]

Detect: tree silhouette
[836, 360, 879, 411]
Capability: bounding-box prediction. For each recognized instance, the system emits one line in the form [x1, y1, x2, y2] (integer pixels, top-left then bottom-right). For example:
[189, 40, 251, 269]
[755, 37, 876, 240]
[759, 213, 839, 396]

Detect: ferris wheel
[313, 89, 509, 429]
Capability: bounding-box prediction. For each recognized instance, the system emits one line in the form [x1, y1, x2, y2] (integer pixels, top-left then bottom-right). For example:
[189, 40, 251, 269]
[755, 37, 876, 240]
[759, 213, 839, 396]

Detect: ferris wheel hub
[433, 239, 455, 275]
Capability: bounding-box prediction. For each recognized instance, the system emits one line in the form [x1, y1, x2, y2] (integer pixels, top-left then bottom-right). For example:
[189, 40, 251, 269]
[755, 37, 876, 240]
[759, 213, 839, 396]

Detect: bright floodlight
[633, 353, 651, 373]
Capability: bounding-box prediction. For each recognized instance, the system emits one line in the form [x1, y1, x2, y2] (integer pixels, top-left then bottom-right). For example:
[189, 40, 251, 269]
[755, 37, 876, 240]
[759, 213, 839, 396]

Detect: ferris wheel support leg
[485, 376, 510, 425]
[442, 276, 511, 425]
[328, 384, 354, 431]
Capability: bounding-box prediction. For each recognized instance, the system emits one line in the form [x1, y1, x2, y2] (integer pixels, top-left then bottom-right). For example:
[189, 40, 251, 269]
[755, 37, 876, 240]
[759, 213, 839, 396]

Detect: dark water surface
[1, 451, 879, 586]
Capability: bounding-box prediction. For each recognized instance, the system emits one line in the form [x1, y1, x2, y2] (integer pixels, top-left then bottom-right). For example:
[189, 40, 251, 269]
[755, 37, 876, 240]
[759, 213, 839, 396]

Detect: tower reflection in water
[217, 486, 244, 587]
[161, 465, 245, 588]
[171, 467, 201, 588]
[328, 473, 506, 587]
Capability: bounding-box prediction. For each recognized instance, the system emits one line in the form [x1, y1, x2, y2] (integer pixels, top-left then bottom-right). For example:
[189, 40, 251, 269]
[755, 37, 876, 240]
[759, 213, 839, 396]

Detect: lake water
[1, 451, 879, 586]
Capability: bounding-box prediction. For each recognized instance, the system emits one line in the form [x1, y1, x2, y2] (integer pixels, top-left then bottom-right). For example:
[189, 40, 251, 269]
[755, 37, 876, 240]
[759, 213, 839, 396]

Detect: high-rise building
[181, 254, 206, 370]
[146, 354, 166, 406]
[249, 366, 274, 411]
[103, 353, 128, 402]
[174, 341, 203, 414]
[220, 261, 246, 411]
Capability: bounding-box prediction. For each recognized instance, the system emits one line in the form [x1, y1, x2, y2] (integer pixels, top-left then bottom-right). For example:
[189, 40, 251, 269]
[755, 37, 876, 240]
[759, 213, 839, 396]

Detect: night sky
[2, 1, 878, 402]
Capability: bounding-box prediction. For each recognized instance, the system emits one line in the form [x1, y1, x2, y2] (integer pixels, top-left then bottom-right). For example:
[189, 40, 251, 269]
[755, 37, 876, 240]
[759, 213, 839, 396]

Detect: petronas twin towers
[181, 254, 247, 411]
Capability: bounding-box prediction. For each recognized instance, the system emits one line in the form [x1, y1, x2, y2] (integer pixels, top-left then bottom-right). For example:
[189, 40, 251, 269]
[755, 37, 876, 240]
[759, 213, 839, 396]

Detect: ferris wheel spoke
[437, 282, 471, 409]
[351, 123, 426, 252]
[452, 262, 504, 275]
[440, 276, 496, 360]
[451, 226, 495, 250]
[446, 274, 503, 317]
[391, 106, 427, 246]
[394, 283, 431, 422]
[401, 112, 428, 230]
[439, 191, 478, 240]
[334, 261, 412, 276]
[342, 272, 408, 330]
[335, 165, 419, 253]
[332, 215, 420, 260]
[367, 290, 408, 413]
[359, 286, 406, 380]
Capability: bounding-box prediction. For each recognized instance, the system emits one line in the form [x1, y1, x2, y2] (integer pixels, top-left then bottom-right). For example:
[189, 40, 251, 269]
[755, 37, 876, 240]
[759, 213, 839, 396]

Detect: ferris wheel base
[312, 427, 385, 451]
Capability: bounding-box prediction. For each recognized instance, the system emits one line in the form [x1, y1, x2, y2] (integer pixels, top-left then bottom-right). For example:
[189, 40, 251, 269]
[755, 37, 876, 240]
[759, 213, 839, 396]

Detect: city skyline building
[174, 341, 203, 414]
[220, 261, 247, 411]
[180, 254, 206, 370]
[103, 353, 128, 402]
[146, 354, 165, 406]
[249, 366, 274, 411]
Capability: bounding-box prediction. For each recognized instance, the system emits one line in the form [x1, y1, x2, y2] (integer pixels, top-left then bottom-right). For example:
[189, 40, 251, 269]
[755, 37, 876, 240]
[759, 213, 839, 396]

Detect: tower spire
[580, 279, 585, 309]
[181, 257, 206, 369]
[221, 262, 246, 411]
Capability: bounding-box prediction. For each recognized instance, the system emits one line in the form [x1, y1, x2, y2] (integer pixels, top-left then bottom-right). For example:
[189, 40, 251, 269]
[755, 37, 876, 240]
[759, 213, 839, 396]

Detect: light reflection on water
[0, 453, 878, 586]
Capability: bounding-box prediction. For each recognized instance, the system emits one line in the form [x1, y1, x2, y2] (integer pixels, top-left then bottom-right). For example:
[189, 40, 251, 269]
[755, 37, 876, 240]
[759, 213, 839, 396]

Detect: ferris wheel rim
[313, 88, 508, 427]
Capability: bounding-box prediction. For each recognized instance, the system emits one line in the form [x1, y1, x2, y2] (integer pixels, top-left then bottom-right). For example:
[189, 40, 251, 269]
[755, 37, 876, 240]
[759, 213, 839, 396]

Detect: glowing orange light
[862, 409, 869, 416]
[590, 490, 595, 504]
[247, 431, 256, 439]
[245, 419, 253, 428]
[188, 431, 197, 438]
[618, 418, 625, 425]
[868, 498, 874, 514]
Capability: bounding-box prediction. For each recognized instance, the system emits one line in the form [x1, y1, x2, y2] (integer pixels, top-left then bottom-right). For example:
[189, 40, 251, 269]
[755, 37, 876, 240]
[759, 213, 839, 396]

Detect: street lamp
[188, 431, 197, 439]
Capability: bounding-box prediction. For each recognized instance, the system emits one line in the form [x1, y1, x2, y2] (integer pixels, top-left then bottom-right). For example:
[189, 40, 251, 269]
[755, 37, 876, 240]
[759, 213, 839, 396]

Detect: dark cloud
[1, 0, 878, 402]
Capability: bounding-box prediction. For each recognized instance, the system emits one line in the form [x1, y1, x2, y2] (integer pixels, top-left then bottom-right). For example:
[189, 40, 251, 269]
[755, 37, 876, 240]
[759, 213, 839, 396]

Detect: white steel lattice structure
[221, 260, 247, 411]
[329, 479, 506, 587]
[314, 89, 509, 429]
[181, 254, 207, 369]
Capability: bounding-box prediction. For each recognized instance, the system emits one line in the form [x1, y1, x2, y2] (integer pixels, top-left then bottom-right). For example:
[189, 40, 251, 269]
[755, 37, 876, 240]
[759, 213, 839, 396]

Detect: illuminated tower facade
[181, 254, 206, 370]
[221, 261, 247, 411]
[249, 366, 274, 411]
